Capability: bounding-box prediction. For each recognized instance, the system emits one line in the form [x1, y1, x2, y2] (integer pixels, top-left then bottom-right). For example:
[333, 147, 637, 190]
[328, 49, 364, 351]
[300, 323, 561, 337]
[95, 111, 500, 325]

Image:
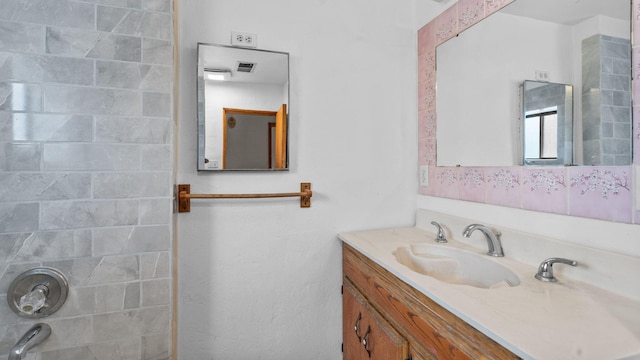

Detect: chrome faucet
[462, 224, 504, 257]
[9, 323, 51, 360]
[535, 258, 578, 282]
[430, 221, 448, 243]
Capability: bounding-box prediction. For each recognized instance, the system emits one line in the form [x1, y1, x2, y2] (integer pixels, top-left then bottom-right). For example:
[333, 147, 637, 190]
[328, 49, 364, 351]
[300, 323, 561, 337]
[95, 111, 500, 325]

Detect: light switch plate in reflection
[420, 166, 429, 187]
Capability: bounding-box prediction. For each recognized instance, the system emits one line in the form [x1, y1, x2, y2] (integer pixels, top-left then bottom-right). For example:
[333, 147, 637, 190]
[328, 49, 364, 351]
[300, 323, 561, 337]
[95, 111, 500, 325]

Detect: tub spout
[8, 323, 51, 360]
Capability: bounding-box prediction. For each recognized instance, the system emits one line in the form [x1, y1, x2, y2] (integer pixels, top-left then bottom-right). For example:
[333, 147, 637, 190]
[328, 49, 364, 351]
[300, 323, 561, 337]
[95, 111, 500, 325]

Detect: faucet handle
[535, 257, 578, 282]
[430, 221, 447, 243]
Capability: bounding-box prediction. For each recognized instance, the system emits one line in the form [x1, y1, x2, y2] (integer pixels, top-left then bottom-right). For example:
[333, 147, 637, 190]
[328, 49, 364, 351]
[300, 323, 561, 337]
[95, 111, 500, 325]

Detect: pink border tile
[418, 138, 436, 165]
[485, 168, 521, 208]
[458, 0, 484, 32]
[418, 109, 436, 139]
[435, 167, 460, 199]
[522, 168, 568, 214]
[568, 167, 633, 222]
[458, 168, 486, 203]
[417, 21, 436, 55]
[418, 50, 436, 84]
[485, 0, 514, 16]
[435, 4, 459, 46]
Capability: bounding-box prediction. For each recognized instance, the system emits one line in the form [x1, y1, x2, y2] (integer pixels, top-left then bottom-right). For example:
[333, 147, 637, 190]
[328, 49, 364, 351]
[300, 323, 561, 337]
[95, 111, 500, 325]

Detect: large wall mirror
[197, 43, 289, 171]
[436, 0, 631, 167]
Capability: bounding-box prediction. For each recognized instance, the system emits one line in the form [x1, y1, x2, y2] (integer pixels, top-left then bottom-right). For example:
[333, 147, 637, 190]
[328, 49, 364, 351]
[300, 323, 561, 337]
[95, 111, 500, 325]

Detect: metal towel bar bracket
[177, 183, 312, 212]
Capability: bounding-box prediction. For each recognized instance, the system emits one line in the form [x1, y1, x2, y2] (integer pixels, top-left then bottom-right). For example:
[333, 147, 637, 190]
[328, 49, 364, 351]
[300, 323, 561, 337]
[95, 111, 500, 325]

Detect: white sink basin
[393, 244, 520, 289]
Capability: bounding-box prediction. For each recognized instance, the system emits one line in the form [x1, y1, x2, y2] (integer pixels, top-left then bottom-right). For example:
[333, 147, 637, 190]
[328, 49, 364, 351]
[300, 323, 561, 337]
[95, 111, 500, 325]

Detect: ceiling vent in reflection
[236, 62, 256, 73]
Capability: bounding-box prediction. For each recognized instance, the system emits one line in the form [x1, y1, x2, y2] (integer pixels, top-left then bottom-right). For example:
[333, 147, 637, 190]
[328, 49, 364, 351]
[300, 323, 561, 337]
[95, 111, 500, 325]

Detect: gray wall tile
[0, 83, 42, 112]
[95, 116, 171, 143]
[93, 172, 171, 198]
[46, 27, 101, 58]
[139, 199, 171, 225]
[0, 53, 94, 86]
[41, 200, 139, 229]
[0, 143, 41, 171]
[125, 282, 141, 309]
[93, 226, 170, 256]
[140, 252, 170, 279]
[0, 0, 96, 30]
[141, 144, 172, 170]
[96, 61, 151, 89]
[143, 0, 172, 13]
[0, 173, 91, 201]
[0, 113, 93, 142]
[43, 144, 141, 171]
[142, 39, 172, 65]
[83, 0, 143, 9]
[143, 92, 171, 117]
[87, 34, 142, 62]
[99, 8, 172, 40]
[7, 230, 92, 263]
[0, 203, 39, 233]
[141, 279, 170, 306]
[142, 333, 171, 360]
[43, 86, 141, 116]
[0, 22, 45, 53]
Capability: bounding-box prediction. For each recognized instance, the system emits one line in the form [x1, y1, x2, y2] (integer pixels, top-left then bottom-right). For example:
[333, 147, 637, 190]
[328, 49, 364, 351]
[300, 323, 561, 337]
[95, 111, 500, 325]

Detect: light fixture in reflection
[204, 68, 231, 81]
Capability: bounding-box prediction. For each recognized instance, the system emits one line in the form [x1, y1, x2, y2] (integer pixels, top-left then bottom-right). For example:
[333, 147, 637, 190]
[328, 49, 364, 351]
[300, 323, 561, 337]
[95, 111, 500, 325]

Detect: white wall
[177, 0, 425, 358]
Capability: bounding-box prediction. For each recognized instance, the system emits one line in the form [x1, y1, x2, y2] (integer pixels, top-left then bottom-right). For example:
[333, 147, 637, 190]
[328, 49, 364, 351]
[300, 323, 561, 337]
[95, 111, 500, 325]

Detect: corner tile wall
[418, 0, 639, 224]
[582, 34, 632, 166]
[0, 0, 174, 359]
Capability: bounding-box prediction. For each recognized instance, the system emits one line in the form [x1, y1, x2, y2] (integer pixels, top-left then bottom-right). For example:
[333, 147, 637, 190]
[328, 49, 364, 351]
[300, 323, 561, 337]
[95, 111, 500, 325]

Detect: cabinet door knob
[354, 312, 362, 341]
[362, 325, 372, 357]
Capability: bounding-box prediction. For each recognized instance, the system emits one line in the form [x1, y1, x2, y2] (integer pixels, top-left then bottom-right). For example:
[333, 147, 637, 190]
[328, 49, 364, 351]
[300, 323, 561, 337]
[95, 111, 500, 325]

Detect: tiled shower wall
[0, 0, 174, 359]
[582, 34, 632, 166]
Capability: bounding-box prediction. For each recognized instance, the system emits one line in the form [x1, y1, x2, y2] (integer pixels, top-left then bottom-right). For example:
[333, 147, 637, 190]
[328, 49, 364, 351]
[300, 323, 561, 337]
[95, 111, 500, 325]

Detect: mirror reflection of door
[222, 105, 286, 170]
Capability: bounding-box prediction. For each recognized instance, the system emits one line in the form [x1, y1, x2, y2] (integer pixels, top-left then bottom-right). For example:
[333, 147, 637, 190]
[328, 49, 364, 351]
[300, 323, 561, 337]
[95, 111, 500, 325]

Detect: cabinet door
[344, 281, 367, 360]
[343, 281, 409, 360]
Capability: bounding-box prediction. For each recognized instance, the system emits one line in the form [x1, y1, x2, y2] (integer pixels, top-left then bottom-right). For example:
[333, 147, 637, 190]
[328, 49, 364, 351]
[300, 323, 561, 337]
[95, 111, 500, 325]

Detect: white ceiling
[199, 44, 288, 85]
[501, 0, 630, 25]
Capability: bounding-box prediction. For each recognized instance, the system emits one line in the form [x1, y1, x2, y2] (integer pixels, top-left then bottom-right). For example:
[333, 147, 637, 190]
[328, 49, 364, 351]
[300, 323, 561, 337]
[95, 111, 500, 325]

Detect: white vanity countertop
[339, 227, 640, 360]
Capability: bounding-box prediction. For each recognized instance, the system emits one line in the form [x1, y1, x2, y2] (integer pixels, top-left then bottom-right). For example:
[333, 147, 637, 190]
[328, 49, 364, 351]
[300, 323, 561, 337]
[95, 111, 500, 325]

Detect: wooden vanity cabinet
[342, 243, 519, 360]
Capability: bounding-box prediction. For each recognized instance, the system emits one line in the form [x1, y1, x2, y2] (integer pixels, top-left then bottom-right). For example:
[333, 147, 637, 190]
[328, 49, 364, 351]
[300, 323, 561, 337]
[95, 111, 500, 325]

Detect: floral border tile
[485, 0, 514, 16]
[418, 137, 436, 165]
[418, 109, 436, 139]
[458, 167, 486, 202]
[485, 168, 521, 208]
[458, 0, 484, 32]
[435, 167, 460, 199]
[435, 4, 459, 46]
[522, 168, 568, 214]
[568, 167, 633, 222]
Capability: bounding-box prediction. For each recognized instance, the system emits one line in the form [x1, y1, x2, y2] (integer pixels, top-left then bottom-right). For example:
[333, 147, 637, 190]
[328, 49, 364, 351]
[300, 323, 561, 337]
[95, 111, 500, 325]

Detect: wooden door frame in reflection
[221, 107, 286, 169]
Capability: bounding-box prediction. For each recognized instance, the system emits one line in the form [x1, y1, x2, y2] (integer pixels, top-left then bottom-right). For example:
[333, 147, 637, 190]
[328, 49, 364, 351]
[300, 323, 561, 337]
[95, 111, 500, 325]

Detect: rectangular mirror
[197, 43, 289, 171]
[435, 0, 631, 167]
[523, 80, 573, 166]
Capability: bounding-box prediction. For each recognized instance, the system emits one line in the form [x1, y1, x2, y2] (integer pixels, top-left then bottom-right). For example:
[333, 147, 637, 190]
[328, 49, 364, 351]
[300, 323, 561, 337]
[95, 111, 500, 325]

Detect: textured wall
[0, 0, 174, 359]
